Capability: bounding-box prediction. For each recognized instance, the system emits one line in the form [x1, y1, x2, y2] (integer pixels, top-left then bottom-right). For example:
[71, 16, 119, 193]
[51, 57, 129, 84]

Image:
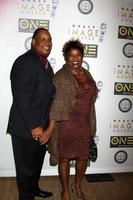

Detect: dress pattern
[58, 77, 97, 159]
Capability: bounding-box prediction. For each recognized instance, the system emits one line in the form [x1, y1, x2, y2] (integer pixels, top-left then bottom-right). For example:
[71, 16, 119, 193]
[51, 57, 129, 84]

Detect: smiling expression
[32, 30, 52, 57]
[67, 48, 83, 70]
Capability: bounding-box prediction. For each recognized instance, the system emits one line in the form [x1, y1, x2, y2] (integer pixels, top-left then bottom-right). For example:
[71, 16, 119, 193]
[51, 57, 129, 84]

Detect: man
[7, 28, 55, 200]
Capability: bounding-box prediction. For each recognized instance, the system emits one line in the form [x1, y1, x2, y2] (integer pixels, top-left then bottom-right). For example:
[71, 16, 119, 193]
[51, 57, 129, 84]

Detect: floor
[0, 173, 133, 200]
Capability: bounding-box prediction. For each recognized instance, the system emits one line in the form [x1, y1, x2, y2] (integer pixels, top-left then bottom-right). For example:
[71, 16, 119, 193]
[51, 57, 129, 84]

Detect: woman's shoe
[61, 191, 71, 200]
[71, 183, 76, 193]
[71, 183, 86, 200]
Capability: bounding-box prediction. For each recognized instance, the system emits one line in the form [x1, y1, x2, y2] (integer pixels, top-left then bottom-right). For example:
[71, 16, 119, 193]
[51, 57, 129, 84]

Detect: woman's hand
[39, 130, 52, 145]
[39, 120, 56, 145]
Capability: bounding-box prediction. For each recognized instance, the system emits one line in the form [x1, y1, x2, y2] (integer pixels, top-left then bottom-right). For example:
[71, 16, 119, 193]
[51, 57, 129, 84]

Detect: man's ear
[32, 38, 35, 47]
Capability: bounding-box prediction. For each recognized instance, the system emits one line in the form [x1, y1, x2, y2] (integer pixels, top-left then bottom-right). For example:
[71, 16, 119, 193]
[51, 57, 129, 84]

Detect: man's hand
[31, 127, 43, 141]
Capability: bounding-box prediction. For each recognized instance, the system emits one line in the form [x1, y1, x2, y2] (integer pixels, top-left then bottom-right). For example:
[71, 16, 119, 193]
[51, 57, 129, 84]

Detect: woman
[39, 39, 98, 200]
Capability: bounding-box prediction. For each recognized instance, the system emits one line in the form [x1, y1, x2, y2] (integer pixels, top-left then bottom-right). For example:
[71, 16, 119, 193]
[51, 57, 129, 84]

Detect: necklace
[71, 67, 90, 89]
[71, 68, 83, 76]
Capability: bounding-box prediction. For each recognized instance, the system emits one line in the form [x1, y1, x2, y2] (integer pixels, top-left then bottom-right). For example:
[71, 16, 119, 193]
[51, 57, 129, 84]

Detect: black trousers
[11, 132, 46, 200]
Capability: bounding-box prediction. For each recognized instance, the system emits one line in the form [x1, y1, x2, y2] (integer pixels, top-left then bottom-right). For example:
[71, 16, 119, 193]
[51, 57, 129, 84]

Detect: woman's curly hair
[62, 39, 84, 61]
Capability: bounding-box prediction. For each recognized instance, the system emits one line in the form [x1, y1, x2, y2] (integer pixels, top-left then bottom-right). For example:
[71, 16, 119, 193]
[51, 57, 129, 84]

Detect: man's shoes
[20, 198, 35, 200]
[34, 188, 53, 198]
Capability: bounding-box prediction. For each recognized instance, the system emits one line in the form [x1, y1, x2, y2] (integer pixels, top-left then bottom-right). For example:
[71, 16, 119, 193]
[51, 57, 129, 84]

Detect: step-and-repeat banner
[0, 0, 133, 176]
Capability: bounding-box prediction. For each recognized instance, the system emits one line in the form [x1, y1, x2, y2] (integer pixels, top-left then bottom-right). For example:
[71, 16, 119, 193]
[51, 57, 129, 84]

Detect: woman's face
[67, 48, 83, 70]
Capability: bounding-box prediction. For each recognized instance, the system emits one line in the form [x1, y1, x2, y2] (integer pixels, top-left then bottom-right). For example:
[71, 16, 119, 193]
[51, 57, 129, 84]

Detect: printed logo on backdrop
[114, 65, 133, 80]
[110, 119, 133, 133]
[17, 0, 59, 18]
[114, 82, 133, 95]
[78, 0, 93, 15]
[97, 81, 103, 98]
[118, 98, 132, 113]
[117, 8, 133, 24]
[99, 23, 107, 43]
[24, 36, 32, 50]
[19, 18, 49, 33]
[123, 43, 133, 58]
[67, 23, 107, 44]
[114, 150, 127, 164]
[110, 136, 133, 148]
[49, 58, 56, 69]
[82, 60, 90, 71]
[118, 26, 133, 40]
[84, 44, 98, 58]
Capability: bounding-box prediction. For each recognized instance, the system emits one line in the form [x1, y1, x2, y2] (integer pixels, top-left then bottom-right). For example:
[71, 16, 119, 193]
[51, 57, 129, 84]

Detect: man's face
[32, 30, 52, 57]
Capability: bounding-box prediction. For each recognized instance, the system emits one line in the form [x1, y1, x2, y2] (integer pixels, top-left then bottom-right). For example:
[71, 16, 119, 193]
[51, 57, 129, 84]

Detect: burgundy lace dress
[58, 75, 97, 159]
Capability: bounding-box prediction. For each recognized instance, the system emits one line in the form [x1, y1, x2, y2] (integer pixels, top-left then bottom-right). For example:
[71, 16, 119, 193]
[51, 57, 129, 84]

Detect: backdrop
[0, 0, 133, 177]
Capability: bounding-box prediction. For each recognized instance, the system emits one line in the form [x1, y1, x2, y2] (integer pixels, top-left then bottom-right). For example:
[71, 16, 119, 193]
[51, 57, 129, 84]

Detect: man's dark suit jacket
[7, 49, 55, 137]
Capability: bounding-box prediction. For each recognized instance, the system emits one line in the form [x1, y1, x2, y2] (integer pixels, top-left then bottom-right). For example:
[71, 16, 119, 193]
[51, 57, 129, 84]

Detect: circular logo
[123, 43, 133, 58]
[97, 81, 103, 90]
[82, 60, 90, 71]
[118, 98, 132, 113]
[52, 0, 58, 3]
[114, 150, 127, 164]
[49, 58, 56, 69]
[100, 23, 107, 30]
[78, 0, 93, 14]
[24, 36, 32, 50]
[94, 135, 99, 144]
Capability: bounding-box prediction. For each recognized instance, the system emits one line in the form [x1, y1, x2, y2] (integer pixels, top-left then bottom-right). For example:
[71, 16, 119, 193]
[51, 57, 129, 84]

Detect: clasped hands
[31, 127, 52, 145]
